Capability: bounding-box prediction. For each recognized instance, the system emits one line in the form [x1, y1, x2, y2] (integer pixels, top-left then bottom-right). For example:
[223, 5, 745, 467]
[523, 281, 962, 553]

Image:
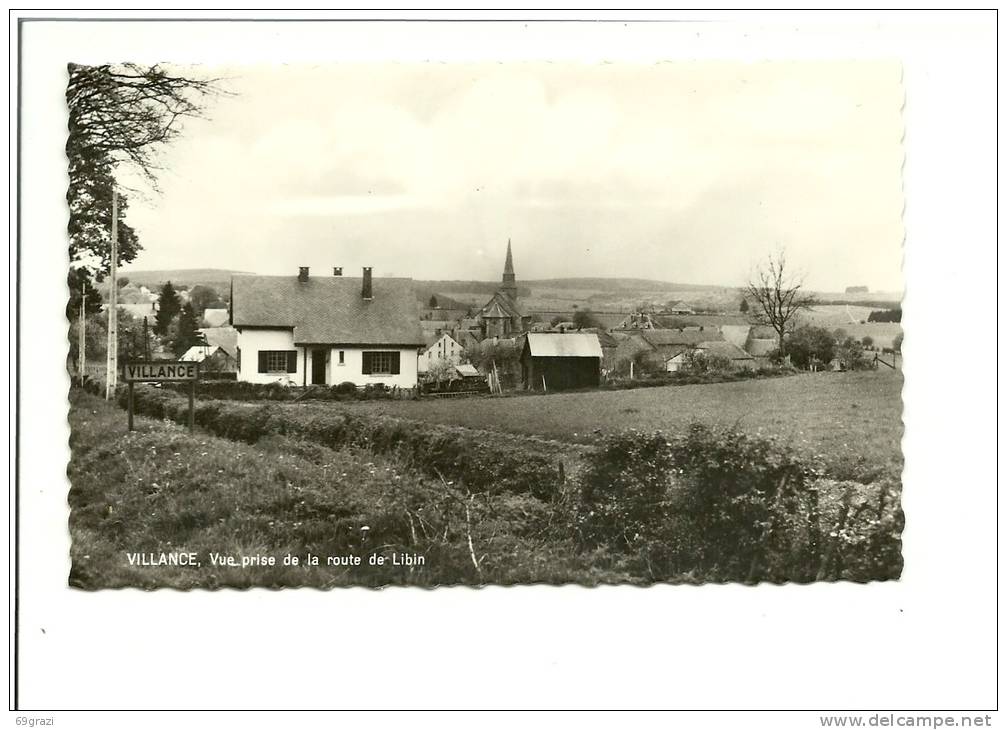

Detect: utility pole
[143, 316, 150, 359]
[78, 281, 86, 386]
[105, 188, 118, 400]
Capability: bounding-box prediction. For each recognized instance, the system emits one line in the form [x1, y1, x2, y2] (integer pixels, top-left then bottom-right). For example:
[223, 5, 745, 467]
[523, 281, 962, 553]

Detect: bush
[123, 387, 572, 499]
[573, 424, 901, 583]
[160, 380, 411, 402]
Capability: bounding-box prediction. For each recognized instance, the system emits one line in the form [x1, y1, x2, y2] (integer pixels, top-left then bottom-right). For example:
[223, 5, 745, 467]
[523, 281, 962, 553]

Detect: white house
[418, 332, 463, 374]
[178, 344, 237, 373]
[230, 266, 425, 387]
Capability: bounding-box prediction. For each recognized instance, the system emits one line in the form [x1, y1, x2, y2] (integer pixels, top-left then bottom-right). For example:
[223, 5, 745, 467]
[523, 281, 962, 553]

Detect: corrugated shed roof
[231, 275, 425, 346]
[697, 341, 754, 360]
[525, 333, 603, 358]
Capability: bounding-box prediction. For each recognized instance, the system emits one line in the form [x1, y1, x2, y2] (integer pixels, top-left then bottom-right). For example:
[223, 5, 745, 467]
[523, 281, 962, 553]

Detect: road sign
[123, 361, 199, 382]
[123, 361, 199, 432]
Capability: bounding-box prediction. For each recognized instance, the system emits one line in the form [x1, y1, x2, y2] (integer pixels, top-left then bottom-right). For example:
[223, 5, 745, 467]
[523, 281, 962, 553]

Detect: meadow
[296, 371, 904, 482]
[68, 385, 902, 589]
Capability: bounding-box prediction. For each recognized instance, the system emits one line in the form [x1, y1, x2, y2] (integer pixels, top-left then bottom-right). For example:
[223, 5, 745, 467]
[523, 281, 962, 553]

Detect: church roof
[479, 291, 524, 319]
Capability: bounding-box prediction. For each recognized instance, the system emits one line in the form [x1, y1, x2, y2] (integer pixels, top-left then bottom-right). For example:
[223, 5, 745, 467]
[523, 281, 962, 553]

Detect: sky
[117, 62, 905, 293]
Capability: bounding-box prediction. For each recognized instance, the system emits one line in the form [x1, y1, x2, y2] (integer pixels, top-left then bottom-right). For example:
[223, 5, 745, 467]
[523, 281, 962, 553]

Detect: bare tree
[746, 250, 816, 356]
[65, 63, 227, 320]
[66, 63, 225, 189]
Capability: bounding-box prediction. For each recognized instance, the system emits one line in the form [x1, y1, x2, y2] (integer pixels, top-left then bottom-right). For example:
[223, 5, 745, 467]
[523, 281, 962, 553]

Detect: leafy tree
[67, 267, 103, 320]
[893, 332, 904, 352]
[428, 295, 439, 308]
[66, 147, 141, 276]
[169, 303, 202, 356]
[424, 360, 457, 386]
[836, 336, 866, 370]
[154, 281, 181, 335]
[746, 250, 816, 356]
[861, 335, 874, 349]
[187, 284, 223, 315]
[787, 325, 836, 370]
[68, 308, 156, 369]
[66, 63, 223, 328]
[739, 298, 749, 313]
[572, 309, 604, 330]
[66, 63, 221, 190]
[682, 350, 733, 374]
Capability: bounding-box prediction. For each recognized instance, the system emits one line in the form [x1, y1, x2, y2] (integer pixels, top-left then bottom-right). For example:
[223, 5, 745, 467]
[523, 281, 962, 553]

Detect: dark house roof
[580, 328, 619, 348]
[697, 341, 754, 360]
[231, 274, 425, 346]
[640, 329, 724, 348]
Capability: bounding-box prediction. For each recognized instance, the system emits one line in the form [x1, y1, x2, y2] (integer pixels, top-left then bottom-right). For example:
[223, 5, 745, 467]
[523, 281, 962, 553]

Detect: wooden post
[127, 382, 134, 431]
[188, 381, 195, 432]
[630, 360, 634, 380]
[105, 189, 118, 400]
[541, 374, 547, 392]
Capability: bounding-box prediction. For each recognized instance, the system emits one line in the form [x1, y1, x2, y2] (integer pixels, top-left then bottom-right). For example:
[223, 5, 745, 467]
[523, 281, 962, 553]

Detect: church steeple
[501, 239, 517, 302]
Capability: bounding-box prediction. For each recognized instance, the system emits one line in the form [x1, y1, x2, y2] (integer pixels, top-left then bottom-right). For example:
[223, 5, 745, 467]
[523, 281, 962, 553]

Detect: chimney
[362, 267, 373, 300]
[333, 267, 342, 276]
[298, 266, 309, 282]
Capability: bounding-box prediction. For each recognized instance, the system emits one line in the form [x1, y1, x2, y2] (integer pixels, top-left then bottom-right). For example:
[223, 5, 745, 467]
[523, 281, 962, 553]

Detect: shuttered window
[257, 350, 297, 373]
[361, 351, 400, 375]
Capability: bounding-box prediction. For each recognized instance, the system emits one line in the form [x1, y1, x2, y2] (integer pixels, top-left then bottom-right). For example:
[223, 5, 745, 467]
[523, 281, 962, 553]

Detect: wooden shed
[520, 333, 603, 391]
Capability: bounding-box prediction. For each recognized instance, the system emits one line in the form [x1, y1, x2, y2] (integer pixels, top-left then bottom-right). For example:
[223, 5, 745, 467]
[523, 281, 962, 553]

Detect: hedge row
[602, 367, 793, 391]
[161, 380, 409, 402]
[119, 386, 580, 499]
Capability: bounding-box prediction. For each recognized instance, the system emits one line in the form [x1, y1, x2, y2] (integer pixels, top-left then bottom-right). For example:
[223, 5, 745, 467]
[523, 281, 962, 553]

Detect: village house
[694, 340, 756, 370]
[198, 326, 238, 360]
[418, 332, 464, 374]
[230, 266, 425, 387]
[521, 332, 603, 391]
[178, 344, 237, 373]
[666, 301, 696, 315]
[614, 328, 725, 372]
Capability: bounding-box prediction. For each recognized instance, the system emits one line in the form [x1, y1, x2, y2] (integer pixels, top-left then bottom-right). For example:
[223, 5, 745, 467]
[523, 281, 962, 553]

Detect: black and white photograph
[12, 12, 998, 719]
[65, 59, 905, 589]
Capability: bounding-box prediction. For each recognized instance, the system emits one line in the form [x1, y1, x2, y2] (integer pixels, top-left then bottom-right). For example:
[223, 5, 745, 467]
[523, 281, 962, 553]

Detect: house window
[362, 351, 400, 375]
[257, 350, 297, 373]
[338, 350, 345, 365]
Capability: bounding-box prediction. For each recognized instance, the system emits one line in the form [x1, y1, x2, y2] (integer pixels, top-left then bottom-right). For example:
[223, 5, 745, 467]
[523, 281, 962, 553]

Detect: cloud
[122, 61, 904, 292]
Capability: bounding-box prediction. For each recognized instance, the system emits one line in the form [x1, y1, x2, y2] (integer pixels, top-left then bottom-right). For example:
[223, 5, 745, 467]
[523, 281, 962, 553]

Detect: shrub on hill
[120, 387, 573, 499]
[573, 425, 902, 583]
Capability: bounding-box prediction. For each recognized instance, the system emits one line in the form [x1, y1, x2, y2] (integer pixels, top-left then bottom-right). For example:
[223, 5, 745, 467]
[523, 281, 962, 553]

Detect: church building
[476, 240, 531, 338]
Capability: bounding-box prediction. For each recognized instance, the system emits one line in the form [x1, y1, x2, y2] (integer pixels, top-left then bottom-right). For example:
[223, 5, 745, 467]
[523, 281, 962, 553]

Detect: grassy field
[294, 371, 904, 481]
[69, 391, 614, 589]
[69, 387, 901, 588]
